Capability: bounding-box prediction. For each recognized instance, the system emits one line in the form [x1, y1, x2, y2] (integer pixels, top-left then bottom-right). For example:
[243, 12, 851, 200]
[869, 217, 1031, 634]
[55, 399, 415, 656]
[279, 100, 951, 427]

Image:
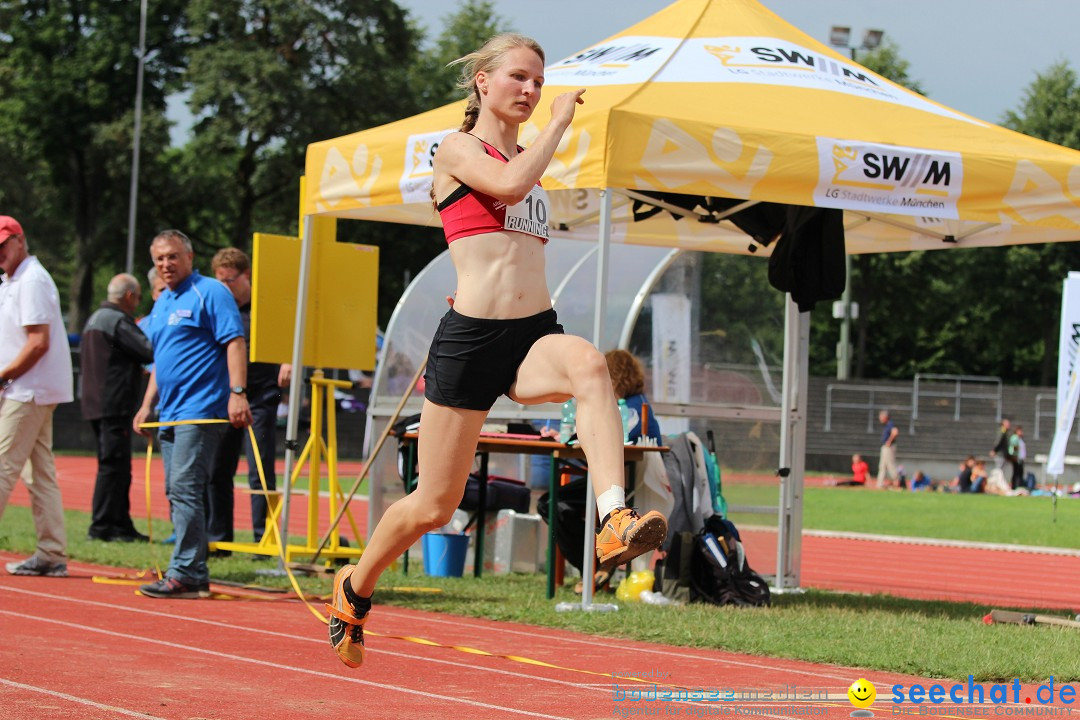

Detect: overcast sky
[397, 0, 1080, 126]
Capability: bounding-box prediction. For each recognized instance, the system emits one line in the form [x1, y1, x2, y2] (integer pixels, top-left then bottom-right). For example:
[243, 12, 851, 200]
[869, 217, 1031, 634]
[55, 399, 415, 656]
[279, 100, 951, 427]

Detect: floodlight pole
[125, 0, 148, 274]
[830, 26, 884, 380]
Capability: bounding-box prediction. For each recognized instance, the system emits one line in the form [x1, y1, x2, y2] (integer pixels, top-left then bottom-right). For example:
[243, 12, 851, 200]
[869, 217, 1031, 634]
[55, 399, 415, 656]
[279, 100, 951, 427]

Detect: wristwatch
[231, 385, 246, 395]
[0, 377, 12, 391]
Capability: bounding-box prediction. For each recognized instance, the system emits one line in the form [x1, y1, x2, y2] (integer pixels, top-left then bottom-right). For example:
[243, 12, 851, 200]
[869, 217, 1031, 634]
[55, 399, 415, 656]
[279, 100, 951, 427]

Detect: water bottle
[618, 398, 632, 444]
[559, 398, 576, 443]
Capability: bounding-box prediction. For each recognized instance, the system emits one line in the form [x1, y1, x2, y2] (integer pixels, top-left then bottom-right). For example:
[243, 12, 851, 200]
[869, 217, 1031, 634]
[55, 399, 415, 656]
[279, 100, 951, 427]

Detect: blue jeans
[159, 424, 226, 585]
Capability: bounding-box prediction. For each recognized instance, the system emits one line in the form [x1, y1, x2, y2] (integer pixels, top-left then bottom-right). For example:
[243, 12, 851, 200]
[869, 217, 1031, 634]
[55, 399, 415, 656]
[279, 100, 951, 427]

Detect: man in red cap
[0, 216, 74, 577]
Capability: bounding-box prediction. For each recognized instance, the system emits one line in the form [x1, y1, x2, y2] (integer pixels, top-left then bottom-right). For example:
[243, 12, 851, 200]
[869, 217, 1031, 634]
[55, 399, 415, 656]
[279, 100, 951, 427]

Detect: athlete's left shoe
[326, 565, 369, 668]
[595, 508, 668, 572]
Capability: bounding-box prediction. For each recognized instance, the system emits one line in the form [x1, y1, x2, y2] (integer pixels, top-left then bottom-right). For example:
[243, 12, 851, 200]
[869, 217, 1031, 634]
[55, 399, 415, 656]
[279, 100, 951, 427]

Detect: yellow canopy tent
[305, 0, 1080, 253]
[294, 0, 1080, 594]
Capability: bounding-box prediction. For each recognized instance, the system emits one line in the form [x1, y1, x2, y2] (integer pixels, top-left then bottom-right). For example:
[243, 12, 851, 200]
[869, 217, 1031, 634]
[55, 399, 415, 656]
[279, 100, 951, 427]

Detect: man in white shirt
[0, 216, 74, 577]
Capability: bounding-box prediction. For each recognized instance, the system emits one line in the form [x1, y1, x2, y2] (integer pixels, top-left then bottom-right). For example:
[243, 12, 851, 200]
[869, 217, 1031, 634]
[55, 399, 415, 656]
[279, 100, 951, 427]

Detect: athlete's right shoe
[327, 565, 369, 668]
[595, 508, 668, 572]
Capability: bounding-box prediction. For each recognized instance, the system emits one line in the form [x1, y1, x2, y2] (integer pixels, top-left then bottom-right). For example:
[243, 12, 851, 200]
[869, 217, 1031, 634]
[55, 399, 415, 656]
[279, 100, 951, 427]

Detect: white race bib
[503, 184, 550, 241]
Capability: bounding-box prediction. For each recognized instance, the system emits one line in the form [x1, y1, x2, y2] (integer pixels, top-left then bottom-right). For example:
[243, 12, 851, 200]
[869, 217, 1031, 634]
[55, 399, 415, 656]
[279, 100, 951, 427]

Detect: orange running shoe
[595, 508, 668, 571]
[326, 565, 369, 668]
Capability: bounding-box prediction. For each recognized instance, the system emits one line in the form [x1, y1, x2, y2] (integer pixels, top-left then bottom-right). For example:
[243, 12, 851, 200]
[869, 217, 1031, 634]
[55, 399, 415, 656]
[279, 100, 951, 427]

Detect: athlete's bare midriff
[448, 229, 551, 319]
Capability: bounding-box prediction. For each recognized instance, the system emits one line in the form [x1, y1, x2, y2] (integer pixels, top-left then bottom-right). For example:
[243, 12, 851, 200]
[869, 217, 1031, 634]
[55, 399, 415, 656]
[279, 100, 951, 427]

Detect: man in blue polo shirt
[134, 229, 251, 598]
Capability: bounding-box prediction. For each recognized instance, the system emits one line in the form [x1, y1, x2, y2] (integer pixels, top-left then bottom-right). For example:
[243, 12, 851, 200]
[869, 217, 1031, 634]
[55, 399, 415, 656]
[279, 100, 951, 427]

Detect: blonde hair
[211, 247, 250, 274]
[449, 33, 545, 133]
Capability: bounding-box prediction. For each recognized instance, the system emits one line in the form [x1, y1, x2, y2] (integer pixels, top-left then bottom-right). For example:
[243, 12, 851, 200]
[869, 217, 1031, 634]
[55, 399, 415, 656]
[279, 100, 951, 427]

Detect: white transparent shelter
[363, 234, 788, 582]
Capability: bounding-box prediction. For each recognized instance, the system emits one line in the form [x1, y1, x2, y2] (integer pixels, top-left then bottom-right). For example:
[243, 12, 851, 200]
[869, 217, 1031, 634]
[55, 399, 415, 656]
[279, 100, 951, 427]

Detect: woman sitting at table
[604, 349, 662, 444]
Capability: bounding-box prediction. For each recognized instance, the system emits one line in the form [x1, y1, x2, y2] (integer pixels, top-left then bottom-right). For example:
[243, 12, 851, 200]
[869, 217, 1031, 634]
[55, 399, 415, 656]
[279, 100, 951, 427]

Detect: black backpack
[655, 515, 771, 607]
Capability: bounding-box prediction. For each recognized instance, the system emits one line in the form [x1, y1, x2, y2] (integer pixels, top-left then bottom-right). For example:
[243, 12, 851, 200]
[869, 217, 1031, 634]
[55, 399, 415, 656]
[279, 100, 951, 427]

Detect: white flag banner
[651, 293, 691, 435]
[1047, 272, 1080, 476]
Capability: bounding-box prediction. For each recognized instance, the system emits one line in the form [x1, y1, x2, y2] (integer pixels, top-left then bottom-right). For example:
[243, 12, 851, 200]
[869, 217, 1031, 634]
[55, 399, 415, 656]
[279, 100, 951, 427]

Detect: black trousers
[1011, 459, 1025, 490]
[207, 386, 279, 542]
[88, 417, 139, 538]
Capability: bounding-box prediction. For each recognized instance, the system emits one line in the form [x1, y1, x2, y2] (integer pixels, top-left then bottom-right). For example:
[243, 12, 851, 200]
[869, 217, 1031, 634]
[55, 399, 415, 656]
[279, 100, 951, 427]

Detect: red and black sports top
[437, 135, 550, 244]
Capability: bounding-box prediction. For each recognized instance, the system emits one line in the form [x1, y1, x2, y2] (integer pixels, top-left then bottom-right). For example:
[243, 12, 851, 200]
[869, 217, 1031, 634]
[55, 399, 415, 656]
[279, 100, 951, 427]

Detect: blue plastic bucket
[422, 532, 469, 577]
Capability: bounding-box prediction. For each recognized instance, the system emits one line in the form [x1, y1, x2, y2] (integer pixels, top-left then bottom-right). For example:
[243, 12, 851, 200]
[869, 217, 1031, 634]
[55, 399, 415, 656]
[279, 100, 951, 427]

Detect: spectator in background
[876, 409, 900, 489]
[989, 418, 1011, 471]
[137, 267, 167, 333]
[946, 455, 977, 493]
[134, 230, 250, 598]
[603, 349, 662, 444]
[909, 470, 933, 491]
[1008, 425, 1026, 490]
[835, 453, 869, 487]
[207, 247, 291, 545]
[970, 460, 988, 494]
[81, 274, 154, 542]
[0, 216, 74, 577]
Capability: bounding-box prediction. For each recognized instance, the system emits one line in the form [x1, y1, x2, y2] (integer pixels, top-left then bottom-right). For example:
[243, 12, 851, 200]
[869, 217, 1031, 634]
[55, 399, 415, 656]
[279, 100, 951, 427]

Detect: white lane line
[739, 525, 1080, 557]
[0, 676, 168, 719]
[0, 608, 571, 720]
[0, 585, 818, 715]
[0, 586, 602, 693]
[0, 582, 852, 683]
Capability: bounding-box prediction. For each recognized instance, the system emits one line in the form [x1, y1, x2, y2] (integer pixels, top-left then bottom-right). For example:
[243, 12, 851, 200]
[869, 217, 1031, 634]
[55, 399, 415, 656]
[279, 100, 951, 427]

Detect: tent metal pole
[861, 212, 950, 241]
[562, 195, 632, 229]
[955, 222, 1000, 241]
[616, 188, 705, 221]
[279, 215, 315, 566]
[775, 295, 808, 592]
[580, 188, 613, 610]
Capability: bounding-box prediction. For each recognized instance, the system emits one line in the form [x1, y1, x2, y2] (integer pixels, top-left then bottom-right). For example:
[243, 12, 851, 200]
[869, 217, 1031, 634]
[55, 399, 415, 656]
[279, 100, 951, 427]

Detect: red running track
[7, 456, 1080, 610]
[1, 554, 1076, 720]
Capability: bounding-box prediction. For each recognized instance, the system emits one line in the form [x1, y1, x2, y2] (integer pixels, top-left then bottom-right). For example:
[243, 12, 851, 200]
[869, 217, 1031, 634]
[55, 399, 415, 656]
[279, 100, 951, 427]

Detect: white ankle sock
[596, 486, 626, 523]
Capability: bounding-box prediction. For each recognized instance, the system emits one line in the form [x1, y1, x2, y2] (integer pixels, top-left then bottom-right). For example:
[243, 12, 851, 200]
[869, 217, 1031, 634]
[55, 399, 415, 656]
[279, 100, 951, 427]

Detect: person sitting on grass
[969, 460, 988, 494]
[909, 470, 934, 491]
[834, 453, 868, 487]
[943, 455, 976, 493]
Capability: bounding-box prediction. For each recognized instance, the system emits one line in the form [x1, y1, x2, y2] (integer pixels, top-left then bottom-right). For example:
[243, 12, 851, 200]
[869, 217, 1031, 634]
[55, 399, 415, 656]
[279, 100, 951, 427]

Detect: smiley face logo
[848, 678, 877, 709]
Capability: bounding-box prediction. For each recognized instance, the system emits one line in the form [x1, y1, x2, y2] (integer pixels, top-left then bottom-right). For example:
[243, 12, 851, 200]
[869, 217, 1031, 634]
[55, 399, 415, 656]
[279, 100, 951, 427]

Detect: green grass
[723, 484, 1080, 549]
[2, 503, 1078, 682]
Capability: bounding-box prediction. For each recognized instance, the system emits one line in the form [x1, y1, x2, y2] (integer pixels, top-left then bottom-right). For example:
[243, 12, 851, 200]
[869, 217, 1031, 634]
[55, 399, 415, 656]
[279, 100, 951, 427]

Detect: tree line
[2, 2, 1078, 386]
[0, 0, 501, 331]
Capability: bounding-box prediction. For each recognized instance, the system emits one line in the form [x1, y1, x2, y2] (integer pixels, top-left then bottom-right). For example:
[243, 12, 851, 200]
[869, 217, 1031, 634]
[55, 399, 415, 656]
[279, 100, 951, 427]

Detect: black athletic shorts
[423, 308, 564, 410]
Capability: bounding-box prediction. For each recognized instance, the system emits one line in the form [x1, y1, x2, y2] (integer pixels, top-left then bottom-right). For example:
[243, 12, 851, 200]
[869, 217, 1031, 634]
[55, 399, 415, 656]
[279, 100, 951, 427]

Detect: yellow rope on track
[94, 416, 696, 687]
[92, 418, 329, 624]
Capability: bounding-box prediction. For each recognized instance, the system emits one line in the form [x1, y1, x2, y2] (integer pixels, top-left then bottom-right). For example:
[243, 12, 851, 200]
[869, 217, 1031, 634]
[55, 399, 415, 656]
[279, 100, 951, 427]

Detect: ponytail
[432, 33, 545, 209]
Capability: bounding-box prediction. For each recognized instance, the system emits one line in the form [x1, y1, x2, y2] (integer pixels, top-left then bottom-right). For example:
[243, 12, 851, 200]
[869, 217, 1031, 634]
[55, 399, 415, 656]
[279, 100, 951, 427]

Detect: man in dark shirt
[207, 248, 291, 544]
[81, 273, 154, 541]
[956, 455, 976, 493]
[989, 418, 1012, 471]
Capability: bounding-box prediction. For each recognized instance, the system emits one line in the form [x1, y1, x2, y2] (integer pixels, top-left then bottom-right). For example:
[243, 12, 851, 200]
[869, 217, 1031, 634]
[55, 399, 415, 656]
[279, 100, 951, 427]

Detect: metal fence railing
[824, 384, 915, 433]
[823, 374, 1003, 435]
[1032, 392, 1080, 441]
[911, 373, 1002, 426]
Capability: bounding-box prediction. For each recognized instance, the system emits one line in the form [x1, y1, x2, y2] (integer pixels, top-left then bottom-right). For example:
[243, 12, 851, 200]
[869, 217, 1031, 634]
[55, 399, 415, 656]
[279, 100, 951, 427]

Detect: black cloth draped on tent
[630, 192, 846, 312]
